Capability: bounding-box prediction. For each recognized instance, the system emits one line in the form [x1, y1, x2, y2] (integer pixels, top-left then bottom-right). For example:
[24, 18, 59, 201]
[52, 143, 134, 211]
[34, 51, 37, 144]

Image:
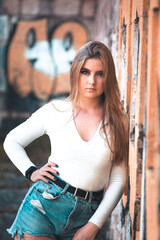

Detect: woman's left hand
[72, 222, 100, 240]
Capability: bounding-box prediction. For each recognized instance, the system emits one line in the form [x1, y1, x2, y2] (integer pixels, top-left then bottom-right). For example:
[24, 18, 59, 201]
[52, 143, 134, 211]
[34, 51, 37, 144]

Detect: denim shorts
[7, 179, 102, 240]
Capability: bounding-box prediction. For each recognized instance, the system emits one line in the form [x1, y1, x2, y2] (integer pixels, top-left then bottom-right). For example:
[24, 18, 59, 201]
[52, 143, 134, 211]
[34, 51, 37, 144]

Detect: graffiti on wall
[7, 19, 88, 100]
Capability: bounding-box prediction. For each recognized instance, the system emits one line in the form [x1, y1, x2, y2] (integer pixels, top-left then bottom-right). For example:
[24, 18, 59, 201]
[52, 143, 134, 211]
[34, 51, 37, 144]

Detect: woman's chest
[48, 122, 111, 168]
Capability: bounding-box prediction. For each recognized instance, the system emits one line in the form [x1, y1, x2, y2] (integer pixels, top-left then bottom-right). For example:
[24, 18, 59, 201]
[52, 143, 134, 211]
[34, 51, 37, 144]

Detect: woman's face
[78, 58, 105, 102]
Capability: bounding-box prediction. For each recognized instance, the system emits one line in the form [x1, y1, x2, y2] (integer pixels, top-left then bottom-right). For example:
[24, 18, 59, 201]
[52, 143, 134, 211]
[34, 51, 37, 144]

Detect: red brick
[53, 0, 80, 16]
[21, 0, 40, 15]
[38, 0, 54, 16]
[3, 0, 20, 15]
[81, 0, 96, 17]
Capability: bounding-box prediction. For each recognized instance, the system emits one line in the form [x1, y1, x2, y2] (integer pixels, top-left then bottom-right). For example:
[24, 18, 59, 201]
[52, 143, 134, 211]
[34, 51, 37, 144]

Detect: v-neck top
[3, 99, 127, 228]
[73, 115, 102, 143]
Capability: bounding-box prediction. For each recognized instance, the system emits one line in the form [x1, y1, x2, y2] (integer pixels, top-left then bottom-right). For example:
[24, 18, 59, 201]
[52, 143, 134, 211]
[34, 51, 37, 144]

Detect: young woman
[3, 41, 128, 240]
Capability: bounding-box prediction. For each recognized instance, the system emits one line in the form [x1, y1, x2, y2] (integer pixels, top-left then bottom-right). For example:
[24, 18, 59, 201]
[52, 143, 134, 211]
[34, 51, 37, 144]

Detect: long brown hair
[69, 41, 128, 165]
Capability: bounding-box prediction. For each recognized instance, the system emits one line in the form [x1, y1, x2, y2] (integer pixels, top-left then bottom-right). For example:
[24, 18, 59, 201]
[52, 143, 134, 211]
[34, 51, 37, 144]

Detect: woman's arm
[89, 160, 127, 228]
[72, 161, 127, 239]
[72, 222, 99, 240]
[3, 103, 51, 176]
[72, 160, 127, 240]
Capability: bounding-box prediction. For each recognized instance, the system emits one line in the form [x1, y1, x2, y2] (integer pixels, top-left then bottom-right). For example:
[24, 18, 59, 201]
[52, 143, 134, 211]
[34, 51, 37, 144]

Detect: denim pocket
[33, 180, 63, 200]
[89, 201, 101, 214]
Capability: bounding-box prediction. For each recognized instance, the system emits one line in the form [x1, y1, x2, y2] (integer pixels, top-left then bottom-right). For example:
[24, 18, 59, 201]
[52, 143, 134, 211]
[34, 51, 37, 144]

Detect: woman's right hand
[30, 161, 59, 183]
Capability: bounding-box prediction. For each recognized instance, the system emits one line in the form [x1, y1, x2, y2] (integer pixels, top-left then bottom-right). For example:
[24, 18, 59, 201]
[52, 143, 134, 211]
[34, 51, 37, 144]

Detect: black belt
[48, 173, 104, 201]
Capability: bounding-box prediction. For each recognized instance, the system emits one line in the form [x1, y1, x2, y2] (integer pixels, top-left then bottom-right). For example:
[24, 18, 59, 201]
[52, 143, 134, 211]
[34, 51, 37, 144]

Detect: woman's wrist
[25, 166, 37, 180]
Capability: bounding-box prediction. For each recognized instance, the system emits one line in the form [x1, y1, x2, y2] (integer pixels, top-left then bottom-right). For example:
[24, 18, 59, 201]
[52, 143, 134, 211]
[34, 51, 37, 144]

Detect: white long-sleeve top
[3, 99, 127, 228]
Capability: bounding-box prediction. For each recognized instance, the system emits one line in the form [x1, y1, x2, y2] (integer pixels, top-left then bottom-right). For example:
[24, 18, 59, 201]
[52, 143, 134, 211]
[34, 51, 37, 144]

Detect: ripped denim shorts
[7, 179, 102, 240]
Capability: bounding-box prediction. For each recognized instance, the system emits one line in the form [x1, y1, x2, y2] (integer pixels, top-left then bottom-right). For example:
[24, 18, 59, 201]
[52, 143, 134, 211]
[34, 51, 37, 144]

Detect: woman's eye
[80, 69, 89, 75]
[97, 71, 104, 77]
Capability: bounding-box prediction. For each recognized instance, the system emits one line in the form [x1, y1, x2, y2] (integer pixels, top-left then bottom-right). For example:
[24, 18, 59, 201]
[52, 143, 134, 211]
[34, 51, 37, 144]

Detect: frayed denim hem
[7, 226, 55, 240]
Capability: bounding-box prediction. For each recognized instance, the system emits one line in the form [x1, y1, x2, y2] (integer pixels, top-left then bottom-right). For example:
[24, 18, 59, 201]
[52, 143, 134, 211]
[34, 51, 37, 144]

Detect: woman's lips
[86, 88, 96, 91]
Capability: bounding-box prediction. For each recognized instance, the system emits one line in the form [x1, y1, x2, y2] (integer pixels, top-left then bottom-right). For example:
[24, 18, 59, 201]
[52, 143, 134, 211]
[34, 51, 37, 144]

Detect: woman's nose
[88, 74, 95, 85]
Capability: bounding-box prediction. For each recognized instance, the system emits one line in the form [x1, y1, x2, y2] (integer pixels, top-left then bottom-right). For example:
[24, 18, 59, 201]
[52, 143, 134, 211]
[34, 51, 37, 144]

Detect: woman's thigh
[15, 233, 56, 240]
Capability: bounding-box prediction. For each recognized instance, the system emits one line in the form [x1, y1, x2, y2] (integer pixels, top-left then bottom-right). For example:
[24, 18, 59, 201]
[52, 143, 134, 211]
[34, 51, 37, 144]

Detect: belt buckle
[74, 188, 89, 200]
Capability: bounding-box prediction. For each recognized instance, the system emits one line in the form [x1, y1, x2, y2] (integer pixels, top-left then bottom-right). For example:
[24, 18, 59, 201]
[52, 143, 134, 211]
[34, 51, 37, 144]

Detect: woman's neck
[76, 96, 103, 112]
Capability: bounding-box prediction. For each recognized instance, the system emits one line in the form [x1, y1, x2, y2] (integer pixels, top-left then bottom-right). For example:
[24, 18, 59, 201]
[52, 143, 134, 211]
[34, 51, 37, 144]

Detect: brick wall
[0, 1, 98, 240]
[0, 0, 97, 135]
